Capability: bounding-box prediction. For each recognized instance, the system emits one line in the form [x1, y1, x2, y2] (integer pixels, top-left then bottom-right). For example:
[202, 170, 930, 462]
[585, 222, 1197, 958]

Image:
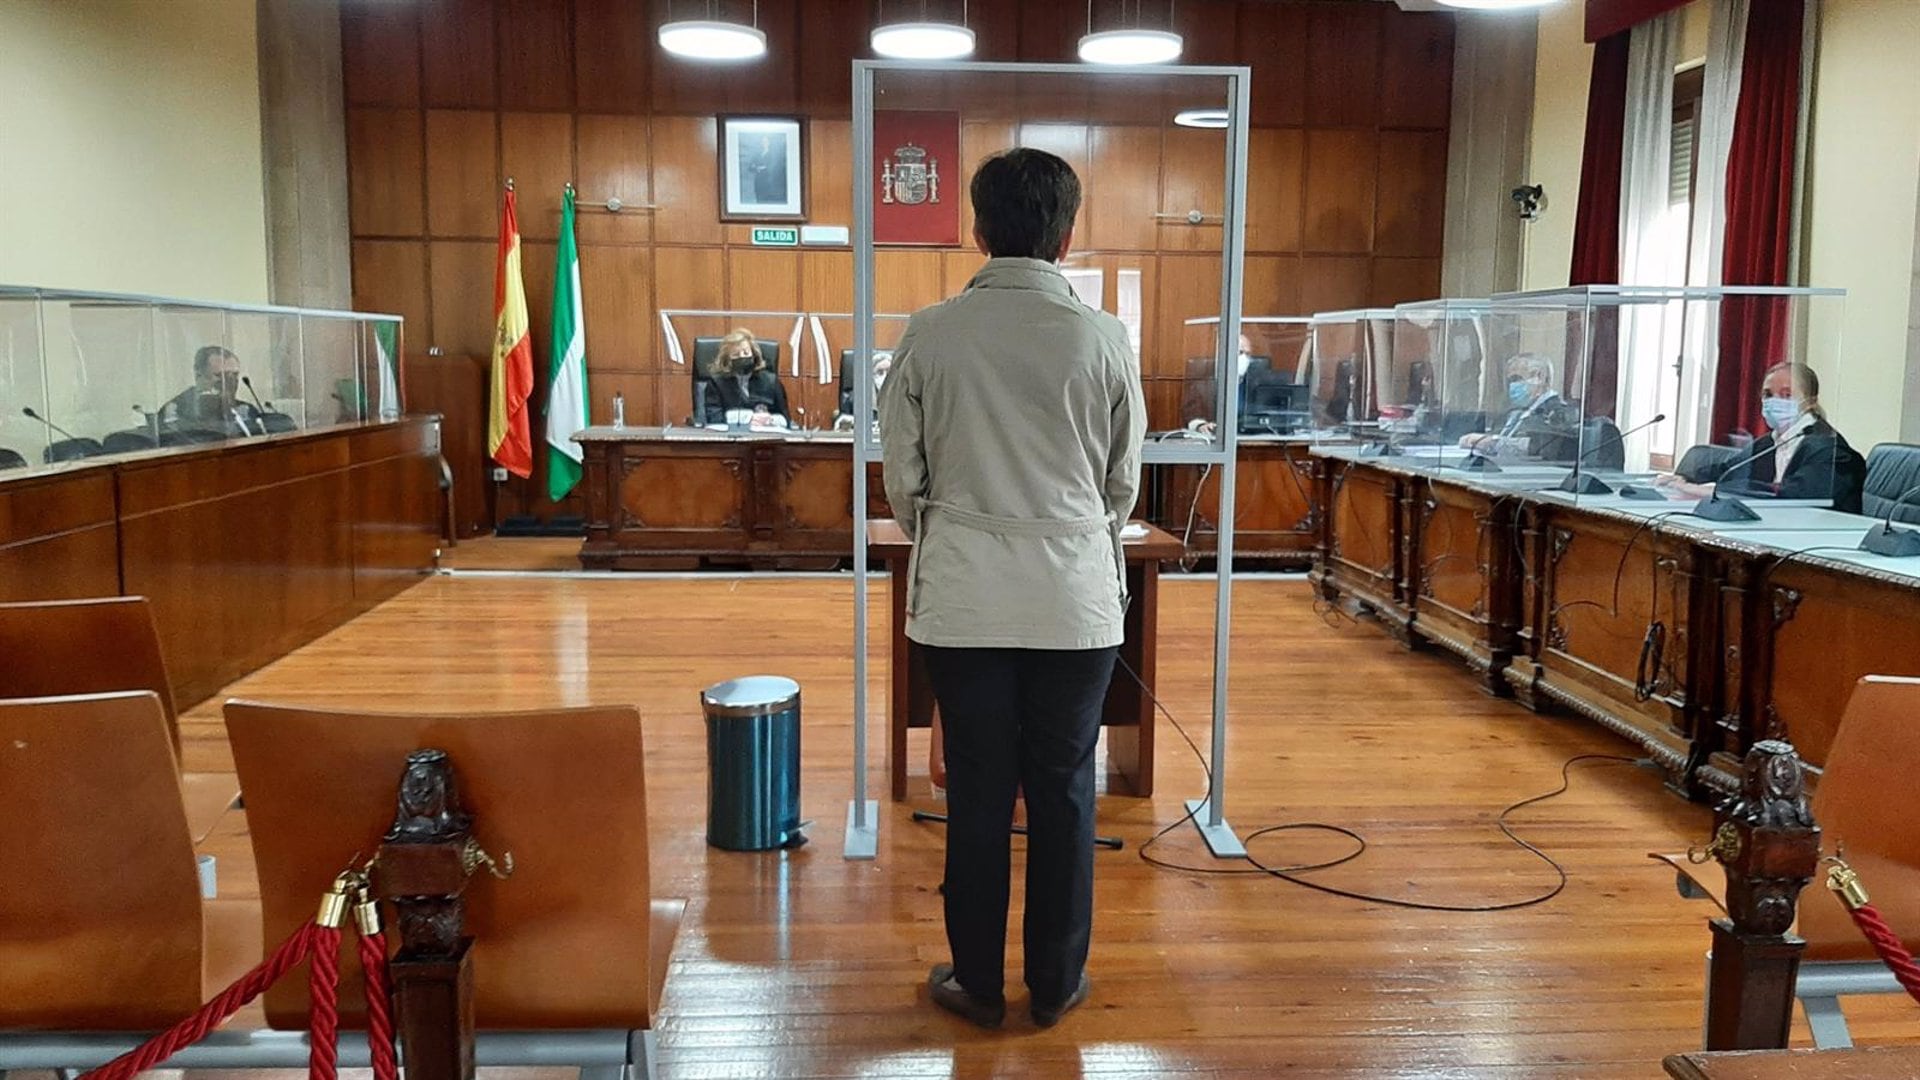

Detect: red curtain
[1568, 32, 1630, 414]
[1569, 33, 1630, 288]
[1713, 0, 1805, 440]
[1586, 0, 1691, 43]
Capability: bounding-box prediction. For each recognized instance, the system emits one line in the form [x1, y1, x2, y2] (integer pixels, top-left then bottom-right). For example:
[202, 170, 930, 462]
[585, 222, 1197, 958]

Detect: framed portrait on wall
[719, 116, 807, 222]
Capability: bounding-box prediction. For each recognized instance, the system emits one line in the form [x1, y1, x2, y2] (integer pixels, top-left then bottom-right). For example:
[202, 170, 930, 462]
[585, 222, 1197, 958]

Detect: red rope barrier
[1826, 858, 1920, 1005]
[359, 930, 399, 1080]
[307, 925, 343, 1080]
[78, 922, 323, 1080]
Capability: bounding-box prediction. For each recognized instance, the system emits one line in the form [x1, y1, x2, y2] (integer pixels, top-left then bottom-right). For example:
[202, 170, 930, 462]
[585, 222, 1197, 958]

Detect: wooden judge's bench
[573, 426, 1311, 571]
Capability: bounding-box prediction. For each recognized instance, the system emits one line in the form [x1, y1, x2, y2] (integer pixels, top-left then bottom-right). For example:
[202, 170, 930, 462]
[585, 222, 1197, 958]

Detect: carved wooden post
[372, 750, 480, 1080]
[1703, 739, 1820, 1050]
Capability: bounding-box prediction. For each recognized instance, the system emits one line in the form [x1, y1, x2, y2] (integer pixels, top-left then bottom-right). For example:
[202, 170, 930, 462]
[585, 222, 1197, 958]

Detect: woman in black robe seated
[1655, 362, 1866, 512]
[705, 328, 790, 428]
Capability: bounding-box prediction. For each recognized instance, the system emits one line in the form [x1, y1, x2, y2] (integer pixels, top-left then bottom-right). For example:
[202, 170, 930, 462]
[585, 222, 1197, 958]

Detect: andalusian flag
[487, 182, 534, 478]
[545, 185, 589, 500]
[373, 320, 401, 420]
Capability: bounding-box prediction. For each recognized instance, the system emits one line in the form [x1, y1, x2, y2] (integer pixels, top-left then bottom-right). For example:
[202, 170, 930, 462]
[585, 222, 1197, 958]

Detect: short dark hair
[969, 148, 1082, 261]
[194, 345, 237, 375]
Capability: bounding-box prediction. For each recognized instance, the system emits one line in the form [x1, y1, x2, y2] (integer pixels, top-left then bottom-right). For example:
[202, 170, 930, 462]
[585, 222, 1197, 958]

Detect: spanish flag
[487, 181, 534, 478]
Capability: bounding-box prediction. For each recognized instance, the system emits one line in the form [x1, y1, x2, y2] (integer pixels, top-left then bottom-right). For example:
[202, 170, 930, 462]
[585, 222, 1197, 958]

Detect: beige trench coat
[879, 258, 1146, 650]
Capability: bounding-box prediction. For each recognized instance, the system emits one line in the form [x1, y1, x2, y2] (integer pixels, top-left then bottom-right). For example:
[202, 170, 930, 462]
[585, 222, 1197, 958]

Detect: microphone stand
[1556, 412, 1667, 496]
[1859, 482, 1920, 557]
[1686, 435, 1787, 524]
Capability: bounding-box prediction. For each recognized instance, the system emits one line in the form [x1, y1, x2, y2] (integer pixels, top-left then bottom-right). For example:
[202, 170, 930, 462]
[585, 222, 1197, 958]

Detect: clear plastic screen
[864, 64, 1239, 459]
[0, 296, 47, 467]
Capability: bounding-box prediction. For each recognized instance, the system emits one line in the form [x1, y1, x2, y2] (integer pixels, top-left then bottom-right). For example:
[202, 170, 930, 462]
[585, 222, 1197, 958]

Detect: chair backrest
[225, 700, 663, 1030]
[1863, 443, 1920, 524]
[1800, 676, 1920, 960]
[45, 437, 104, 463]
[1582, 416, 1626, 471]
[1677, 443, 1742, 484]
[0, 692, 205, 1029]
[0, 446, 25, 470]
[0, 596, 182, 759]
[102, 429, 159, 454]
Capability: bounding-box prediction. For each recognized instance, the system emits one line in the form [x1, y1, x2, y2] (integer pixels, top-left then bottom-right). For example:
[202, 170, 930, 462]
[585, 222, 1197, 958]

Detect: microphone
[132, 403, 161, 441]
[230, 407, 258, 437]
[1557, 412, 1667, 495]
[1859, 482, 1920, 558]
[22, 406, 81, 444]
[240, 375, 270, 416]
[1678, 433, 1802, 523]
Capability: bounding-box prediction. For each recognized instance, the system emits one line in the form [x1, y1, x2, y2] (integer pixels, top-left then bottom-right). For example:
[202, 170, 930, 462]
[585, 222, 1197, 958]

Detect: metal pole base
[844, 799, 879, 860]
[1185, 798, 1246, 858]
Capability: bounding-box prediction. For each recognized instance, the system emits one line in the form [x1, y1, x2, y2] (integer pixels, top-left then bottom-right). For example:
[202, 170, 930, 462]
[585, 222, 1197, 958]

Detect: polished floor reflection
[163, 575, 1916, 1078]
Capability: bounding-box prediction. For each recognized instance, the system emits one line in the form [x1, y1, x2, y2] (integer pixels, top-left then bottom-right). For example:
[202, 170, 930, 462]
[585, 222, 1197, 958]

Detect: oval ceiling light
[1174, 107, 1229, 129]
[872, 21, 976, 60]
[658, 18, 768, 61]
[1078, 27, 1183, 65]
[1434, 0, 1558, 9]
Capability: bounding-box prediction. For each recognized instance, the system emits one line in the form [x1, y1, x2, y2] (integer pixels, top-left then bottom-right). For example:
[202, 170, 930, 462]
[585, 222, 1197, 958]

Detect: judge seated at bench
[1180, 332, 1263, 435]
[1653, 362, 1867, 513]
[1456, 354, 1580, 462]
[160, 345, 260, 437]
[703, 329, 790, 429]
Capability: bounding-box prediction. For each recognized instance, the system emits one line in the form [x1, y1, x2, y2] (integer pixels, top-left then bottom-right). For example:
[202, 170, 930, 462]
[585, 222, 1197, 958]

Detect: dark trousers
[920, 644, 1119, 1008]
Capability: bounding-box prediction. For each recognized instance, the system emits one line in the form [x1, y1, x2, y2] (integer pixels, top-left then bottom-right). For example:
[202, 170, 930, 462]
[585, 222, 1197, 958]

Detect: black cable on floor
[1118, 655, 1641, 911]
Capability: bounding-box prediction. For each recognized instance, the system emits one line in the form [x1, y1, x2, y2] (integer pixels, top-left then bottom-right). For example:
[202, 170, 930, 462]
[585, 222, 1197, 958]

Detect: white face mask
[1236, 352, 1253, 377]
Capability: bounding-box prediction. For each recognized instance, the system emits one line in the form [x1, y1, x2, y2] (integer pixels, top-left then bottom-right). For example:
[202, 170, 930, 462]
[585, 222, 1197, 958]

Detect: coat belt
[906, 499, 1126, 617]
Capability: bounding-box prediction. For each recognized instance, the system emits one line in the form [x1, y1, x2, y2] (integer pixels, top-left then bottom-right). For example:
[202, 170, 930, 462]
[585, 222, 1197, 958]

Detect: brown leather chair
[225, 700, 684, 1078]
[0, 691, 261, 1032]
[0, 596, 238, 843]
[1659, 676, 1920, 1048]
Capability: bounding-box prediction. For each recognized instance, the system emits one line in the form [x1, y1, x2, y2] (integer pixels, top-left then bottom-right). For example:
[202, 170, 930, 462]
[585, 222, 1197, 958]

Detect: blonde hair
[710, 328, 762, 377]
[1765, 361, 1827, 421]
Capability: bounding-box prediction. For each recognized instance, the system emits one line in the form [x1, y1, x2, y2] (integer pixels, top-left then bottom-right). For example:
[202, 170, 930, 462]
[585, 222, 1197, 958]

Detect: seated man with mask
[834, 351, 892, 430]
[1180, 332, 1260, 435]
[1457, 353, 1579, 462]
[1654, 362, 1866, 512]
[160, 345, 261, 436]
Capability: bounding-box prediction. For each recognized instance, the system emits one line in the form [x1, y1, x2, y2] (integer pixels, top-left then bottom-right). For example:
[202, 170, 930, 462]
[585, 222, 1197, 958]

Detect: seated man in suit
[1654, 362, 1867, 512]
[1457, 353, 1579, 462]
[160, 345, 260, 436]
[705, 328, 790, 428]
[1180, 331, 1260, 434]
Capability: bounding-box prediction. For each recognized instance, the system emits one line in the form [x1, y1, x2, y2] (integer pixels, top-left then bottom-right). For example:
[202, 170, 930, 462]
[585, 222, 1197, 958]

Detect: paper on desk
[1120, 523, 1148, 540]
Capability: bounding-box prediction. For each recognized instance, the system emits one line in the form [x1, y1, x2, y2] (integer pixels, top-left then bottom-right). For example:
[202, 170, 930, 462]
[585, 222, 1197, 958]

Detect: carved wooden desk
[1310, 448, 1920, 797]
[867, 518, 1185, 801]
[1150, 436, 1319, 569]
[574, 427, 887, 571]
[1665, 1047, 1920, 1078]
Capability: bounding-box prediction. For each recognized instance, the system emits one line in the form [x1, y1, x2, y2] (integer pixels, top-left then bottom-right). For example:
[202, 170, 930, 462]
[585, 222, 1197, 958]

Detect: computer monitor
[1240, 371, 1308, 434]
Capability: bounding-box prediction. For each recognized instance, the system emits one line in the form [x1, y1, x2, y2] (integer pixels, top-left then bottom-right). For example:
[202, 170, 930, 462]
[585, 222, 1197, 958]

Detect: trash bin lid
[702, 675, 801, 718]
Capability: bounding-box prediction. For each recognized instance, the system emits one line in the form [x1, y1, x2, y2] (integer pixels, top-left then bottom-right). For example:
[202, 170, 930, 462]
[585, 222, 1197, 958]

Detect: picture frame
[719, 115, 807, 222]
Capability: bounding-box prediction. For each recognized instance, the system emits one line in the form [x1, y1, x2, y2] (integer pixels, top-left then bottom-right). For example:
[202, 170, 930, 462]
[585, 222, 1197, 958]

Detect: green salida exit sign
[751, 227, 799, 247]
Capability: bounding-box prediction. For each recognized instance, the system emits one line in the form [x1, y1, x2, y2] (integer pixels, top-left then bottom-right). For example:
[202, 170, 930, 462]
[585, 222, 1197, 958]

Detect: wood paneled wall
[341, 0, 1455, 522]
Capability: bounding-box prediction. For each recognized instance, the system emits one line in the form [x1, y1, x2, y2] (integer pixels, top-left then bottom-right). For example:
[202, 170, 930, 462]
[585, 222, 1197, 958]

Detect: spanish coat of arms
[880, 143, 940, 206]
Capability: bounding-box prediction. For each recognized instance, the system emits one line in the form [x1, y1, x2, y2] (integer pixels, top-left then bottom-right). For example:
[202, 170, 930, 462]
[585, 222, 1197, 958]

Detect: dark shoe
[928, 963, 1005, 1029]
[1030, 971, 1090, 1029]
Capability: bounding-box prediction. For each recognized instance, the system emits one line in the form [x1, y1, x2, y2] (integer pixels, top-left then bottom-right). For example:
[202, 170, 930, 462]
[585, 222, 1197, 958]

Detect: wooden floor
[166, 575, 1916, 1079]
[437, 535, 584, 572]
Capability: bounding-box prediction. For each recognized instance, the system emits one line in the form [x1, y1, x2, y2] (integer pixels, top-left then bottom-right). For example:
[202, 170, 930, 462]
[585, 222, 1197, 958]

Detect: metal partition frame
[846, 60, 1254, 860]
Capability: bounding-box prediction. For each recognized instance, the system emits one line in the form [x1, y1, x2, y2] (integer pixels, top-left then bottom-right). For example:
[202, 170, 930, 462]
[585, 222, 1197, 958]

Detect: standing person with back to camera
[880, 147, 1146, 1031]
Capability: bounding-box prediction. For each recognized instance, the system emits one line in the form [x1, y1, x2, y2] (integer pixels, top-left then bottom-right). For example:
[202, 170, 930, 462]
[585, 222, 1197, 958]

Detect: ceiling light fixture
[872, 1, 976, 60]
[1174, 107, 1228, 129]
[1078, 0, 1183, 66]
[1434, 0, 1558, 11]
[659, 1, 767, 62]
